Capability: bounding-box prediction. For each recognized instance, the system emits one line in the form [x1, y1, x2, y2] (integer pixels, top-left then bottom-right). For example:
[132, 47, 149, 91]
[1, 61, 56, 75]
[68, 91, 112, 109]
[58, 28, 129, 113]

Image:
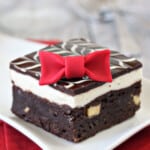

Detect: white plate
[0, 34, 150, 150]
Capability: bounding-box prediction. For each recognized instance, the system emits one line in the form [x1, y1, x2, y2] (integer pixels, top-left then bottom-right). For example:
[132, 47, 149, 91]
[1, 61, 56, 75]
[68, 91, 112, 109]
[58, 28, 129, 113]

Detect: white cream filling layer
[10, 69, 142, 108]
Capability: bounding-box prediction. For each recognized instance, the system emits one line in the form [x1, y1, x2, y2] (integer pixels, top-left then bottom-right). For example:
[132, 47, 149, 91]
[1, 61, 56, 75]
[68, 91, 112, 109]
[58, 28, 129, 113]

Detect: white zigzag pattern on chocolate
[12, 39, 137, 89]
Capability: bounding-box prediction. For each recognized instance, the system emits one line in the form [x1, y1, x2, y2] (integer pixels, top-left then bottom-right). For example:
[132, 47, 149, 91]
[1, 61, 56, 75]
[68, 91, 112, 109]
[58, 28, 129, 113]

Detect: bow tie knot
[65, 56, 85, 79]
[39, 50, 112, 85]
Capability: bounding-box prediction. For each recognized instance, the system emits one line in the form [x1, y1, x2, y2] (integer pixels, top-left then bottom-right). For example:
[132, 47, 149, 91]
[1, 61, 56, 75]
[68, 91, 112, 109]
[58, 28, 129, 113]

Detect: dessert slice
[10, 38, 142, 142]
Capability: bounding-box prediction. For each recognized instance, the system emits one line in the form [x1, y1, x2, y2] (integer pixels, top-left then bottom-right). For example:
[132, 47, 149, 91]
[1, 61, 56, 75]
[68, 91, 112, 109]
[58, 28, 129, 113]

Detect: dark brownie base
[11, 81, 141, 142]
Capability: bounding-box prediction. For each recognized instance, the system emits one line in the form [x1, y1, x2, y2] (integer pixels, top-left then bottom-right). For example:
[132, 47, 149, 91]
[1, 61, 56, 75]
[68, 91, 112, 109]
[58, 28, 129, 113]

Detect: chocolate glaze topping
[10, 38, 142, 95]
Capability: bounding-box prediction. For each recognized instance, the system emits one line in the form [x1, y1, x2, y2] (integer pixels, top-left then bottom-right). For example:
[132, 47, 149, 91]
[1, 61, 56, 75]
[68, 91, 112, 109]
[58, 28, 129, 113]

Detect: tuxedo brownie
[10, 38, 142, 142]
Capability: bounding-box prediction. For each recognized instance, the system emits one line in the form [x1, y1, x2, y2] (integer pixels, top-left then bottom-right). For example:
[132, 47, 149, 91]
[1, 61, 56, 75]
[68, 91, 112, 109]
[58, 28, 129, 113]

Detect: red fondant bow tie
[39, 50, 112, 85]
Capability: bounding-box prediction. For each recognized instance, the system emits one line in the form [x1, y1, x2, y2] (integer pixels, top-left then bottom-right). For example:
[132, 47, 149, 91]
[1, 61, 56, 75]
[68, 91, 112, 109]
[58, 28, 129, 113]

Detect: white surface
[10, 68, 142, 108]
[0, 34, 150, 150]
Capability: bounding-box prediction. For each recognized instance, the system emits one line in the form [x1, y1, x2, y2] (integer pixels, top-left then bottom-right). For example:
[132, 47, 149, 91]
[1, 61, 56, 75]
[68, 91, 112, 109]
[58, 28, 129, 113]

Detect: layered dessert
[10, 38, 142, 142]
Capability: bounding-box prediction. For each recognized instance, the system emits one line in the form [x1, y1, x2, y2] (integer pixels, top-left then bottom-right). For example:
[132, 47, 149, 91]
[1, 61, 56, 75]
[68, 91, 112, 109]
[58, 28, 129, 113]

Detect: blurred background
[0, 0, 149, 77]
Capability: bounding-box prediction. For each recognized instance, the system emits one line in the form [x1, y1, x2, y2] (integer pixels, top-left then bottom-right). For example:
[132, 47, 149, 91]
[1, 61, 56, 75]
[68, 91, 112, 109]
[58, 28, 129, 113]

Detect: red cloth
[0, 40, 149, 150]
[116, 126, 150, 150]
[0, 121, 6, 150]
[39, 50, 112, 85]
[0, 121, 41, 150]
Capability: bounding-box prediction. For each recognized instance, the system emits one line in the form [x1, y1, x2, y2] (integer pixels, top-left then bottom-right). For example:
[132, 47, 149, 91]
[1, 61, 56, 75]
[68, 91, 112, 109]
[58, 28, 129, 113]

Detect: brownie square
[10, 38, 142, 142]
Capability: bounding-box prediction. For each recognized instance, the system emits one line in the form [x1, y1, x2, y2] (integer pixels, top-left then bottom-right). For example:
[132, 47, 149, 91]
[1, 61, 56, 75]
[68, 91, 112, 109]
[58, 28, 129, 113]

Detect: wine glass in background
[68, 0, 117, 44]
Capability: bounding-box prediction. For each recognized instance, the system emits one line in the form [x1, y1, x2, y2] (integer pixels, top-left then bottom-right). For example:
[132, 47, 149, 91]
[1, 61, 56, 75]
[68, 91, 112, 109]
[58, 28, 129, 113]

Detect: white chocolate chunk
[24, 107, 30, 113]
[133, 95, 140, 105]
[87, 104, 101, 118]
